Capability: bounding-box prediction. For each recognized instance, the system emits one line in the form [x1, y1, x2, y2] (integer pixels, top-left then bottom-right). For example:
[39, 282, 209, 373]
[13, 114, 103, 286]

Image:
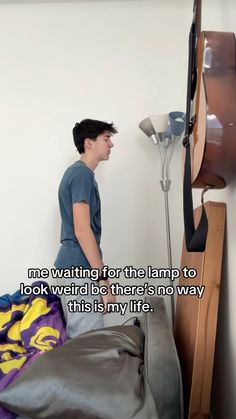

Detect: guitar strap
[182, 21, 208, 252]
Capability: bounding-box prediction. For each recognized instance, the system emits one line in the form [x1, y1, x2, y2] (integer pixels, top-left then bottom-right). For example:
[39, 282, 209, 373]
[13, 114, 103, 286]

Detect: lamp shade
[139, 114, 169, 137]
[169, 111, 185, 136]
[138, 117, 156, 137]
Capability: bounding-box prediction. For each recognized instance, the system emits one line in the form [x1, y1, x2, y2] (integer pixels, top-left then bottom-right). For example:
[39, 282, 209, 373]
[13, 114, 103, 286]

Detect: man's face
[92, 130, 114, 161]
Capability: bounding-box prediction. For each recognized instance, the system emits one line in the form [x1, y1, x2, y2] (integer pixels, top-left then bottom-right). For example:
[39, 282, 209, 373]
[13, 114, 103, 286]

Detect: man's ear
[84, 138, 94, 151]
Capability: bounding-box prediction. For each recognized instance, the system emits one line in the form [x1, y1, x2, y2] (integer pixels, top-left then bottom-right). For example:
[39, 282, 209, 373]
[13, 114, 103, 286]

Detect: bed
[0, 296, 183, 419]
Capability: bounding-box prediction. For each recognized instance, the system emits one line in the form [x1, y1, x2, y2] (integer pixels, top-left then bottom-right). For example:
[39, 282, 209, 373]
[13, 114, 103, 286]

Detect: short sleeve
[70, 167, 93, 205]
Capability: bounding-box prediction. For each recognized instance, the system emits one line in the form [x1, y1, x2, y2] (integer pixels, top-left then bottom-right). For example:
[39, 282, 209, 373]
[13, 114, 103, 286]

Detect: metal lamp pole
[139, 112, 185, 329]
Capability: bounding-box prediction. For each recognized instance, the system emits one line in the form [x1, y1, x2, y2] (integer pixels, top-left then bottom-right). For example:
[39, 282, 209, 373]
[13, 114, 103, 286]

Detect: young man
[54, 119, 117, 338]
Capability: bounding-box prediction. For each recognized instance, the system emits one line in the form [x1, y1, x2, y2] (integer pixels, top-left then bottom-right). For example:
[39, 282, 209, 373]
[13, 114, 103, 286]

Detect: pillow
[140, 296, 184, 419]
[0, 325, 158, 419]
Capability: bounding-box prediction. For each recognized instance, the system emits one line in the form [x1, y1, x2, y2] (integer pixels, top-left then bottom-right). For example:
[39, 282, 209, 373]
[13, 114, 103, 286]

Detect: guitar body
[192, 31, 236, 188]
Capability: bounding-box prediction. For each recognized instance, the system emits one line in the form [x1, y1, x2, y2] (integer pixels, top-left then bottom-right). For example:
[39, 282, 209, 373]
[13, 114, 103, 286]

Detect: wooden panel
[174, 201, 226, 419]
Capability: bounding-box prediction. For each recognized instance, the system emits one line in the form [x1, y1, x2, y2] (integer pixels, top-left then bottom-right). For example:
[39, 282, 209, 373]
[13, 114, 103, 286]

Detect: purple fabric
[0, 281, 67, 418]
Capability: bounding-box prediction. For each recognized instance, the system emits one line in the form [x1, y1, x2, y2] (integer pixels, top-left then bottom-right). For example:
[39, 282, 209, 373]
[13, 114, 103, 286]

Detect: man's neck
[79, 155, 99, 172]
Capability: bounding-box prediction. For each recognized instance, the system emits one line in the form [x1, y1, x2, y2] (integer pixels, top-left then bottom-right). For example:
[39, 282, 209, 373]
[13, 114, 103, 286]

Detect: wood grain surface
[174, 201, 226, 419]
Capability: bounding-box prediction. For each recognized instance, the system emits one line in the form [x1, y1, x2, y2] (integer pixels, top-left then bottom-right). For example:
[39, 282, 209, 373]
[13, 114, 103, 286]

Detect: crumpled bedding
[0, 281, 67, 419]
[0, 325, 158, 419]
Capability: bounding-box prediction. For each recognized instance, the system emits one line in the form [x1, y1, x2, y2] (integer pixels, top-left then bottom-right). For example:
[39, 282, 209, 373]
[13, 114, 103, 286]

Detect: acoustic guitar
[191, 0, 236, 189]
[183, 0, 236, 252]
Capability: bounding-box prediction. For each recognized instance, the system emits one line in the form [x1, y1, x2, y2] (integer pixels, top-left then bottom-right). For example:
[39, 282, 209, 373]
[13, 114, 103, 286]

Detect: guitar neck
[194, 0, 202, 37]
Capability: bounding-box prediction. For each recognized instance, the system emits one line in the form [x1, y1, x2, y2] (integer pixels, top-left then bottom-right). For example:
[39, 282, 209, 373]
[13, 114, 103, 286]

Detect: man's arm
[73, 201, 104, 272]
[73, 202, 116, 311]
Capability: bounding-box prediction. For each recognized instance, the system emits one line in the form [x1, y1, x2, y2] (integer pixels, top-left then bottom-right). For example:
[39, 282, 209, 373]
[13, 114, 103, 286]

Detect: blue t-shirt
[54, 160, 102, 268]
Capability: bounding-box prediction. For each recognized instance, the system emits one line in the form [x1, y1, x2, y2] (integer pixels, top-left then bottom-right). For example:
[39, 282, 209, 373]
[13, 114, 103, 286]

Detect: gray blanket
[0, 325, 158, 419]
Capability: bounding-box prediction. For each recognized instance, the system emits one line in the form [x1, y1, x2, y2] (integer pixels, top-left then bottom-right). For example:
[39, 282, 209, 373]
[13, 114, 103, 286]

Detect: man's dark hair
[72, 119, 118, 154]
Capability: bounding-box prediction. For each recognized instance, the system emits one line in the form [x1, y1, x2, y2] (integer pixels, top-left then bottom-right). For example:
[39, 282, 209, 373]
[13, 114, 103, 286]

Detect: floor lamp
[139, 112, 185, 327]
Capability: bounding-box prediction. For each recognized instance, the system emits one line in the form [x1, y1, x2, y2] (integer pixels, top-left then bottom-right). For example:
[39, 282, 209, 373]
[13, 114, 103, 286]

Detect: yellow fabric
[0, 297, 59, 376]
[30, 327, 60, 351]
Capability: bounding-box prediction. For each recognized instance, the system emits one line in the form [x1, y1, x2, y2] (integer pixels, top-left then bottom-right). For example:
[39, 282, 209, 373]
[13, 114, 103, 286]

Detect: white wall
[0, 0, 189, 305]
[0, 1, 235, 417]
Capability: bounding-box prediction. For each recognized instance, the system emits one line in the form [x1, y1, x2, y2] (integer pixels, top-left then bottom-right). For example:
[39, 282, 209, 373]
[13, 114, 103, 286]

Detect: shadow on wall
[211, 223, 235, 419]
